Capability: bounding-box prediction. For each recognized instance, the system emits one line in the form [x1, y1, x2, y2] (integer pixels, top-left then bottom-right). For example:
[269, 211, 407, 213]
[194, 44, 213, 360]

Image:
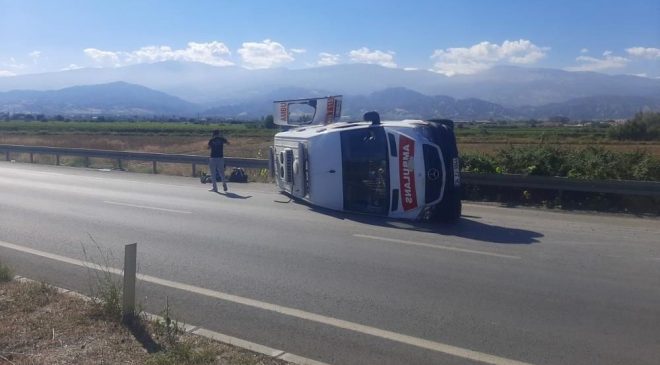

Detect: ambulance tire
[435, 191, 462, 222]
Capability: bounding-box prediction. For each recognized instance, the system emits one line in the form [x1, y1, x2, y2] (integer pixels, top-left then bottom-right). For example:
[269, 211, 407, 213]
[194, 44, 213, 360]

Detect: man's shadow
[214, 191, 252, 199]
[304, 204, 542, 245]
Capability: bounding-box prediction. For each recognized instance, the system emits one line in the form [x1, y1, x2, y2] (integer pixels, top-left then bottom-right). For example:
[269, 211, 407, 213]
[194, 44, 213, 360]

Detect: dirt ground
[0, 279, 288, 365]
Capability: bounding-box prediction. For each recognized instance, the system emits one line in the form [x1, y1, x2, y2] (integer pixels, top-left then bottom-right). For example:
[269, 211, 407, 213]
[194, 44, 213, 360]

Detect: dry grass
[0, 135, 273, 158]
[0, 262, 12, 283]
[0, 279, 289, 365]
[1, 134, 274, 181]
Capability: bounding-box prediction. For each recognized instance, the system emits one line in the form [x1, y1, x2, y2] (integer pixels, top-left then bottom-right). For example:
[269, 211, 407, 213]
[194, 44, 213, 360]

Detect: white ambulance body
[271, 96, 461, 222]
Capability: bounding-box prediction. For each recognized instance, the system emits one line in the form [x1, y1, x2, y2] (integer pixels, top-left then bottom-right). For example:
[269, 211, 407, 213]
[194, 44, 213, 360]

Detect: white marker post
[122, 243, 137, 324]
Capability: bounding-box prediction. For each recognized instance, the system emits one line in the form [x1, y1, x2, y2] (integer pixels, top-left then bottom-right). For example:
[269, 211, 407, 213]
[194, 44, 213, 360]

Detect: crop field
[0, 120, 275, 137]
[1, 120, 659, 181]
[2, 122, 659, 157]
[459, 141, 660, 156]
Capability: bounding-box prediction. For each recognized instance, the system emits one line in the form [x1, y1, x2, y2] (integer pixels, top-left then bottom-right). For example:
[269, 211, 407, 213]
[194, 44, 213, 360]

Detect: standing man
[207, 129, 229, 192]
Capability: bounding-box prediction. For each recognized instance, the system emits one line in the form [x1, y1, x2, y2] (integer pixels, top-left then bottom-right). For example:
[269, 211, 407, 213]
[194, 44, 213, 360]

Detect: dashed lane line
[103, 200, 192, 214]
[353, 234, 521, 259]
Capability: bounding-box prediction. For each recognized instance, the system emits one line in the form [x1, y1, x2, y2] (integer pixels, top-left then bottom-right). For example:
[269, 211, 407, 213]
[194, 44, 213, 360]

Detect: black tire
[438, 193, 462, 222]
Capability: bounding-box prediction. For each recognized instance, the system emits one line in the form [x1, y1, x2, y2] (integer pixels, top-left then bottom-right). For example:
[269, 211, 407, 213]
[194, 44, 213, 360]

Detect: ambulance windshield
[340, 127, 390, 215]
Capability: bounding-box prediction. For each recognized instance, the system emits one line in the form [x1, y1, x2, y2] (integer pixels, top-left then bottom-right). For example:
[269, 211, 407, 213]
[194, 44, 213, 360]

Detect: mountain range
[0, 61, 659, 120]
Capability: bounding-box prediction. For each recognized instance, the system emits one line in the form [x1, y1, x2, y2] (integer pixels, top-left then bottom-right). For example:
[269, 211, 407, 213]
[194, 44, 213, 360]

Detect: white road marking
[103, 200, 192, 214]
[0, 239, 533, 365]
[353, 234, 521, 259]
[16, 275, 327, 365]
[0, 165, 192, 188]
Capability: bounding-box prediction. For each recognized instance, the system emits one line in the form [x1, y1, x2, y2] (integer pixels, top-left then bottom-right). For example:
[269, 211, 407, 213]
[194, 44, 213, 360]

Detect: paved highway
[1, 162, 659, 365]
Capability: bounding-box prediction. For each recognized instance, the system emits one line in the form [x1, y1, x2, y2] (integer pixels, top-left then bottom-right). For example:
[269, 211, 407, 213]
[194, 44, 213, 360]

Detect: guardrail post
[152, 161, 157, 174]
[5, 151, 8, 161]
[30, 153, 34, 163]
[56, 155, 60, 166]
[122, 243, 137, 325]
[84, 156, 90, 167]
[117, 159, 122, 170]
[192, 163, 196, 177]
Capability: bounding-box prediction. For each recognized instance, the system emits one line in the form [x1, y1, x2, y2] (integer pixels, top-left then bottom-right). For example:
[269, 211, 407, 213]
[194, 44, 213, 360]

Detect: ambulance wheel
[435, 194, 462, 222]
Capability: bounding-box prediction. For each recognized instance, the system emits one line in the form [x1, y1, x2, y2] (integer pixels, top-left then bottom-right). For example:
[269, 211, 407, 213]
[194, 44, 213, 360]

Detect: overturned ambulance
[270, 96, 461, 222]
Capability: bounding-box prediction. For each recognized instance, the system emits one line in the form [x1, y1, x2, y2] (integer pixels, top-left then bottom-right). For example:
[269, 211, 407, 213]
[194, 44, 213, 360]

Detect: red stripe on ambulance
[399, 136, 417, 211]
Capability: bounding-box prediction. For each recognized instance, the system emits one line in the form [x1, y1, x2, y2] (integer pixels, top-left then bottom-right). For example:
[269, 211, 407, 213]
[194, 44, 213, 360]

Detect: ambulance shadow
[306, 205, 542, 245]
[428, 218, 542, 244]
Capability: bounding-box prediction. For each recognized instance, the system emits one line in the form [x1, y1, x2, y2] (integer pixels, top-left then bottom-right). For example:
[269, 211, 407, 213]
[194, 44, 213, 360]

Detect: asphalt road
[1, 161, 659, 365]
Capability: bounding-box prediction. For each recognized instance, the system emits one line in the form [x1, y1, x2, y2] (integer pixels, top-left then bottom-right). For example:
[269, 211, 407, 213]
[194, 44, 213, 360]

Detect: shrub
[608, 112, 660, 141]
[495, 145, 569, 176]
[460, 153, 497, 173]
[0, 261, 12, 282]
[461, 145, 660, 181]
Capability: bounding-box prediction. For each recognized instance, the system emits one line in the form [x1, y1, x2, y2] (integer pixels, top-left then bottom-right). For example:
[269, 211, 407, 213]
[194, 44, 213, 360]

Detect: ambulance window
[388, 133, 397, 157]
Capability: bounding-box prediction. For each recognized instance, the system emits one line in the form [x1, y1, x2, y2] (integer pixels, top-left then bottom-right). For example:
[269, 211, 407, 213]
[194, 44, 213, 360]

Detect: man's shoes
[223, 183, 228, 192]
[209, 187, 218, 192]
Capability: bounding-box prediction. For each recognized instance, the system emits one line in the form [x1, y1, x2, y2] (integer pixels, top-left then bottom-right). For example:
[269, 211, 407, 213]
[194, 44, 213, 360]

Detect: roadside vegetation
[608, 111, 660, 141]
[0, 261, 12, 282]
[0, 120, 278, 137]
[0, 257, 288, 365]
[461, 145, 660, 181]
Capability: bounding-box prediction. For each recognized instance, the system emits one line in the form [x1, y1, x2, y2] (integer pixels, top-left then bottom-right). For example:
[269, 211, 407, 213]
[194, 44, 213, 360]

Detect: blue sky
[1, 0, 659, 77]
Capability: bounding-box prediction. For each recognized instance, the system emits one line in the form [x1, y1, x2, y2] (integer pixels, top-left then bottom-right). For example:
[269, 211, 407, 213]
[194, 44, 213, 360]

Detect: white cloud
[238, 39, 295, 69]
[126, 42, 232, 66]
[429, 39, 548, 76]
[61, 64, 83, 71]
[317, 52, 341, 66]
[28, 50, 41, 63]
[84, 48, 121, 66]
[84, 41, 233, 67]
[580, 48, 589, 54]
[290, 48, 307, 54]
[348, 47, 397, 68]
[2, 57, 26, 70]
[0, 70, 16, 77]
[566, 53, 629, 72]
[404, 67, 419, 71]
[626, 47, 660, 60]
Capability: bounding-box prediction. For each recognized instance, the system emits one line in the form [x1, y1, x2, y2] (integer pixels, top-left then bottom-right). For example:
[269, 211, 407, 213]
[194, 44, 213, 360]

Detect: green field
[0, 120, 277, 137]
[1, 117, 659, 182]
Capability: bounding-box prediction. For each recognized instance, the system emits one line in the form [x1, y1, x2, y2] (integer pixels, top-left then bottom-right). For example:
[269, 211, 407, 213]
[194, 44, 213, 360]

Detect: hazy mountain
[1, 82, 658, 121]
[443, 66, 660, 106]
[520, 95, 660, 120]
[341, 88, 513, 120]
[0, 82, 198, 115]
[1, 61, 658, 107]
[203, 87, 660, 121]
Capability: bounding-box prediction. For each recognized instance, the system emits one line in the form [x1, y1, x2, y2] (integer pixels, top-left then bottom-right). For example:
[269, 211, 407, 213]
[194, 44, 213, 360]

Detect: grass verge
[0, 261, 12, 282]
[0, 278, 289, 365]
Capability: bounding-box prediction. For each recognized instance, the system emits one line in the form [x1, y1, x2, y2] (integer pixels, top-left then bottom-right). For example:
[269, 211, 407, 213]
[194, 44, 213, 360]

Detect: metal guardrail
[2, 144, 659, 196]
[0, 144, 268, 175]
[462, 172, 660, 197]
